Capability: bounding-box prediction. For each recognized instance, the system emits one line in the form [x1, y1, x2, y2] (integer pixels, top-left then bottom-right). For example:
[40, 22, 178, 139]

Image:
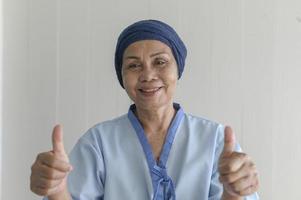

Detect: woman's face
[122, 40, 178, 110]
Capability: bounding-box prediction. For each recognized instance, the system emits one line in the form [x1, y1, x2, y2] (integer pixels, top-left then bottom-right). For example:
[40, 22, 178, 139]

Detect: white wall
[2, 0, 301, 199]
[0, 0, 3, 197]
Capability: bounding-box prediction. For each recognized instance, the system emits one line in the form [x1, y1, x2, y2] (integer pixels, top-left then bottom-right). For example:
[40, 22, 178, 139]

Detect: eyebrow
[150, 51, 169, 57]
[124, 51, 169, 60]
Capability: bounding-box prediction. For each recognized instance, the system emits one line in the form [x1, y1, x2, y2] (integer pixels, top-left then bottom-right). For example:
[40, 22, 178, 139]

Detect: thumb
[221, 126, 236, 157]
[52, 124, 66, 154]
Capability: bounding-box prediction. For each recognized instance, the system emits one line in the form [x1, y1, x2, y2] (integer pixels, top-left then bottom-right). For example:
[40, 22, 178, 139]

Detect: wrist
[222, 191, 243, 200]
[48, 188, 71, 200]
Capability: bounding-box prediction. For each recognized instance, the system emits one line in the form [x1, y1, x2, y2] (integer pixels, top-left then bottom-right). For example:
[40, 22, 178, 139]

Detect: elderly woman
[30, 20, 259, 200]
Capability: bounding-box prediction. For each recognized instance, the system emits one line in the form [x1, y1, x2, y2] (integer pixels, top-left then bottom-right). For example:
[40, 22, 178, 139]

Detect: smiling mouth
[138, 87, 162, 95]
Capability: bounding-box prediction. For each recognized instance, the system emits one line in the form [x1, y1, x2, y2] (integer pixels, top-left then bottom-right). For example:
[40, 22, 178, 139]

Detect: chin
[136, 99, 172, 110]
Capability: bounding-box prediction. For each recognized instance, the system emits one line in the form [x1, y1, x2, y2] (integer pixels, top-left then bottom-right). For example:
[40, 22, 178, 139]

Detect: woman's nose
[138, 64, 158, 82]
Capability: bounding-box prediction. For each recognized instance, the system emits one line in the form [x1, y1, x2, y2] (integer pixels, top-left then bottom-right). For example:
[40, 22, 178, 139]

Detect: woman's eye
[155, 59, 167, 66]
[128, 63, 140, 68]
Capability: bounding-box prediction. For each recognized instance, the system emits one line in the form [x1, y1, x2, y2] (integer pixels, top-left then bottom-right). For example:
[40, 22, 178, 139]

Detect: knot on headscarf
[114, 19, 187, 88]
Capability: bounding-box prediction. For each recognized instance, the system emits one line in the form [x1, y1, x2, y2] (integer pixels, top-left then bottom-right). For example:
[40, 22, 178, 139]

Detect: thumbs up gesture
[218, 126, 259, 199]
[30, 125, 73, 198]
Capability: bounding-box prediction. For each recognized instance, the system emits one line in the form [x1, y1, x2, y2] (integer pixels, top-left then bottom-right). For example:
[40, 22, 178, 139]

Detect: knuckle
[39, 188, 49, 196]
[249, 168, 258, 179]
[36, 153, 41, 160]
[45, 180, 54, 188]
[32, 186, 46, 196]
[36, 152, 45, 160]
[45, 169, 55, 179]
[222, 163, 231, 172]
[245, 169, 253, 177]
[238, 152, 248, 160]
[222, 174, 232, 183]
[244, 153, 251, 160]
[249, 162, 256, 169]
[245, 174, 252, 182]
[40, 178, 53, 189]
[233, 186, 240, 193]
[239, 189, 247, 196]
[31, 162, 41, 172]
[229, 182, 239, 193]
[226, 164, 235, 172]
[226, 175, 235, 183]
[48, 157, 56, 167]
[43, 169, 54, 179]
[219, 175, 228, 183]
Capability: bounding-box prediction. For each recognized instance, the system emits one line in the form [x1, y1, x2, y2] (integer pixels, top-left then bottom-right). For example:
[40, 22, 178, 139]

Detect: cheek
[122, 70, 131, 87]
[165, 68, 178, 87]
[162, 73, 178, 96]
[122, 72, 137, 95]
[169, 78, 178, 92]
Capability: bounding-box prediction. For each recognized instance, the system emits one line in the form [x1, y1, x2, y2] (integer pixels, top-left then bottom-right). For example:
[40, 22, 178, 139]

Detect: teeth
[141, 88, 160, 92]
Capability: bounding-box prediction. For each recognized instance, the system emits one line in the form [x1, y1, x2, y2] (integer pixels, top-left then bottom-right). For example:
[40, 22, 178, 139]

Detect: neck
[135, 103, 176, 135]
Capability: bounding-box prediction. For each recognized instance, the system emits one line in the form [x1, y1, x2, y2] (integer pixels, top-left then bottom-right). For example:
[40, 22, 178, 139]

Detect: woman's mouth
[138, 87, 162, 96]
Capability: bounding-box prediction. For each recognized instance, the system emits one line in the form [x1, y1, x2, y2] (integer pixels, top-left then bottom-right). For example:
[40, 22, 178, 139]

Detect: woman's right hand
[30, 125, 73, 199]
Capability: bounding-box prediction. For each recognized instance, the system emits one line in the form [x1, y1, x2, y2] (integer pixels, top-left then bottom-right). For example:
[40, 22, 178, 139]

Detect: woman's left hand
[218, 126, 259, 198]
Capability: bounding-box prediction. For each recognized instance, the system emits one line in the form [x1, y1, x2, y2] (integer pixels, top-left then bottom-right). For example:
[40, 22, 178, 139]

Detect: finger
[37, 153, 72, 173]
[219, 152, 249, 174]
[222, 126, 236, 157]
[219, 161, 256, 183]
[229, 173, 258, 194]
[31, 183, 62, 197]
[32, 161, 68, 180]
[52, 124, 66, 154]
[239, 178, 259, 196]
[33, 175, 63, 189]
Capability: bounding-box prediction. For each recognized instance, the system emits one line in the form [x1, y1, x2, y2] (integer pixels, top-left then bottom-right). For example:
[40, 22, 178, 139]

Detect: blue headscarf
[114, 19, 187, 88]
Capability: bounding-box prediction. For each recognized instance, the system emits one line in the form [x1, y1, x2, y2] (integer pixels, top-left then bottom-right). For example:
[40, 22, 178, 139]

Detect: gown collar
[128, 103, 184, 200]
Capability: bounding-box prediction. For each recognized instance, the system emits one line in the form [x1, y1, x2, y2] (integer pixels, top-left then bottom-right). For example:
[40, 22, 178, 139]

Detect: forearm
[222, 192, 243, 200]
[48, 189, 72, 200]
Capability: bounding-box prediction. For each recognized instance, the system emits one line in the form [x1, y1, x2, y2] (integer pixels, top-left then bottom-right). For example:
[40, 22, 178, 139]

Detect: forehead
[123, 40, 173, 57]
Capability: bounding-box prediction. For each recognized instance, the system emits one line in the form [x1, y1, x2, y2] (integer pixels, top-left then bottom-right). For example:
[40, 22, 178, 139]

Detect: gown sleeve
[43, 131, 105, 200]
[208, 125, 260, 200]
[67, 134, 105, 200]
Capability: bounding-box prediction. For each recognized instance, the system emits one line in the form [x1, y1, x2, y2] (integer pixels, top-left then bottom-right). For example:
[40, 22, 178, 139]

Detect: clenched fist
[218, 126, 259, 199]
[30, 125, 73, 199]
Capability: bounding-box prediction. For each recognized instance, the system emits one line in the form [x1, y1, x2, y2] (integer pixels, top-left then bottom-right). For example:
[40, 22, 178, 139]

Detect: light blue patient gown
[44, 103, 259, 200]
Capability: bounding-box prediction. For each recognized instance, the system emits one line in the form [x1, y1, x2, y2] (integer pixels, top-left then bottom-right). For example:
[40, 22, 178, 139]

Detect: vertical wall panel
[0, 0, 3, 197]
[241, 0, 275, 199]
[3, 0, 58, 199]
[149, 0, 179, 26]
[272, 0, 301, 199]
[56, 0, 90, 152]
[176, 0, 214, 116]
[177, 0, 244, 139]
[85, 0, 135, 128]
[208, 0, 244, 139]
